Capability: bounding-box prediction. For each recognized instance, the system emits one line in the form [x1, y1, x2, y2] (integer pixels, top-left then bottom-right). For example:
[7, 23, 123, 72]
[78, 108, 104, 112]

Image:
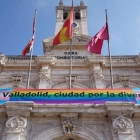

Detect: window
[63, 11, 68, 19]
[75, 12, 80, 19]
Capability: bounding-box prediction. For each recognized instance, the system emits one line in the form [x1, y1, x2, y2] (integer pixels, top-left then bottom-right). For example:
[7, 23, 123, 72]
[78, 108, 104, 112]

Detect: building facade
[0, 0, 140, 140]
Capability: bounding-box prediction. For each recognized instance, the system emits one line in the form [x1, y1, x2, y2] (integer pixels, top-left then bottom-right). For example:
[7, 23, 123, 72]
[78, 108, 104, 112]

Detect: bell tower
[55, 0, 88, 35]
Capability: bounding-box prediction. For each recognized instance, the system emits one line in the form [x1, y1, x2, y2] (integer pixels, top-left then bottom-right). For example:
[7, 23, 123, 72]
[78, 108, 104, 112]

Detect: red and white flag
[22, 10, 37, 57]
[86, 22, 109, 54]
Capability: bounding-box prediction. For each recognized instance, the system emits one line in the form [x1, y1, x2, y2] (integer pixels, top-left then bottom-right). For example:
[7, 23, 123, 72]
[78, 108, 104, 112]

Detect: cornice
[86, 55, 105, 66]
[36, 56, 57, 66]
[0, 55, 57, 68]
[1, 53, 140, 68]
[0, 55, 38, 67]
[5, 102, 34, 117]
[104, 56, 138, 67]
[86, 55, 140, 67]
[105, 102, 134, 118]
[0, 102, 139, 118]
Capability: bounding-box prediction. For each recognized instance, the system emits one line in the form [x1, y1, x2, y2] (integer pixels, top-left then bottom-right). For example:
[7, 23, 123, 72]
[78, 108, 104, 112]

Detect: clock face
[73, 23, 77, 28]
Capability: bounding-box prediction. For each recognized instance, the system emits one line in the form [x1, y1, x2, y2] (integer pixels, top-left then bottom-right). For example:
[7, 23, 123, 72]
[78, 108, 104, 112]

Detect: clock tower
[55, 0, 88, 35]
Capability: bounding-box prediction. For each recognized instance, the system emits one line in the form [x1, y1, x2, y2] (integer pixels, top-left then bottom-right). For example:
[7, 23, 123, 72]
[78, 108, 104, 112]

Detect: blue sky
[0, 0, 140, 56]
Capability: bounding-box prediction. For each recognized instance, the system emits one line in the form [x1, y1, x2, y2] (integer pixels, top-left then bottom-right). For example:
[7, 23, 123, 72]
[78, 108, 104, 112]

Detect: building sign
[55, 52, 85, 59]
[1, 88, 140, 104]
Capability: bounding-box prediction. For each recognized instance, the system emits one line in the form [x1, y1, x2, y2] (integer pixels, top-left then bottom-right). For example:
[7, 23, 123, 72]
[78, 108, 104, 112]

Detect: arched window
[75, 12, 80, 19]
[63, 11, 68, 19]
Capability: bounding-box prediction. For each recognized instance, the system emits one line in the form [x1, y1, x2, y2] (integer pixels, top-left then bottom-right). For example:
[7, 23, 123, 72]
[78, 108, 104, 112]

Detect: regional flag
[22, 10, 37, 56]
[22, 35, 35, 57]
[53, 0, 74, 46]
[86, 22, 109, 54]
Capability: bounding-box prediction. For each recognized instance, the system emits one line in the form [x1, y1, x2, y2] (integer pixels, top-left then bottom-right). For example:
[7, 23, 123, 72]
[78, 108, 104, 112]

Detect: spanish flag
[53, 1, 74, 46]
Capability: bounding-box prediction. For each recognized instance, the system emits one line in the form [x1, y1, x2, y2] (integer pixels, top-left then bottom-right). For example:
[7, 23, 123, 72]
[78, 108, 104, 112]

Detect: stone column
[5, 116, 27, 140]
[92, 64, 106, 88]
[38, 65, 51, 89]
[2, 102, 33, 140]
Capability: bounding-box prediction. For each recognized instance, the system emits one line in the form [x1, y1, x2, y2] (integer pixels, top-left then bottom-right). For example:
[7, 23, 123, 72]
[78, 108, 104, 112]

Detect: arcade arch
[33, 127, 103, 140]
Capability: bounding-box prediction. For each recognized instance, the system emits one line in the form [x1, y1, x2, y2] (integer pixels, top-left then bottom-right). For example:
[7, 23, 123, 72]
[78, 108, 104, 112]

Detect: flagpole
[69, 0, 73, 89]
[69, 39, 72, 89]
[26, 47, 33, 89]
[105, 9, 114, 88]
[26, 9, 37, 89]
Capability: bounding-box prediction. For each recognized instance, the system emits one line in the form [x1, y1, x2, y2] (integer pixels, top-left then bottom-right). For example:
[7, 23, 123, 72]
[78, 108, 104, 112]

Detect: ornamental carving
[12, 75, 22, 88]
[119, 75, 130, 87]
[113, 116, 133, 133]
[45, 46, 52, 55]
[61, 114, 77, 135]
[0, 54, 8, 65]
[62, 117, 76, 135]
[79, 81, 92, 88]
[105, 80, 120, 88]
[65, 75, 76, 88]
[93, 71, 105, 81]
[6, 116, 27, 132]
[130, 80, 140, 86]
[29, 80, 38, 88]
[73, 27, 80, 36]
[0, 81, 9, 86]
[39, 72, 51, 82]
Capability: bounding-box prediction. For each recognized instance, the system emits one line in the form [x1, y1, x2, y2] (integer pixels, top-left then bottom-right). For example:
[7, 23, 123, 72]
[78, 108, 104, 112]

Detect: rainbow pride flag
[0, 88, 138, 104]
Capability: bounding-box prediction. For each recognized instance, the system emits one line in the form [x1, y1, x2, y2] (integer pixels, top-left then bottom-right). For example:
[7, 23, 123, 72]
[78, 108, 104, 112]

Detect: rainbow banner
[133, 88, 140, 104]
[1, 88, 140, 104]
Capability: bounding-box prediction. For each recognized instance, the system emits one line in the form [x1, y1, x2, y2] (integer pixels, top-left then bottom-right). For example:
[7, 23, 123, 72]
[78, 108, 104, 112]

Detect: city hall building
[0, 0, 140, 140]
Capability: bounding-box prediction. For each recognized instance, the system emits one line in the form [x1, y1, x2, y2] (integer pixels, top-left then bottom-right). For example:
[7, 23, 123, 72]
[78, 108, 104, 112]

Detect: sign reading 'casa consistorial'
[55, 52, 86, 59]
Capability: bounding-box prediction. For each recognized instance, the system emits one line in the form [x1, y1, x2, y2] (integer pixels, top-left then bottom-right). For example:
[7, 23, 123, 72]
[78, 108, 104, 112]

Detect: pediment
[43, 34, 92, 55]
[72, 34, 92, 43]
[43, 34, 92, 45]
